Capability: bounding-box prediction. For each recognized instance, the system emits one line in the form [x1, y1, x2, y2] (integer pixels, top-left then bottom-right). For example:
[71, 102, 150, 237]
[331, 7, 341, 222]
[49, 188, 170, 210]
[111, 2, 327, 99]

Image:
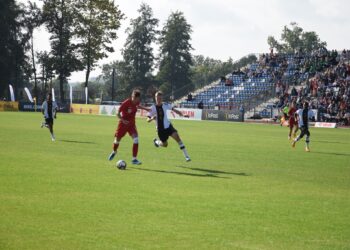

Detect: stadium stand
[274, 49, 350, 125]
[179, 49, 350, 125]
[179, 51, 309, 112]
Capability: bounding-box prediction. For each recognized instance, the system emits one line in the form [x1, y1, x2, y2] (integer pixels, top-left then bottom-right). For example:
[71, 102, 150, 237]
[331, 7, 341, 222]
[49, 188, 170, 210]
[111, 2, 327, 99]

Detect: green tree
[79, 78, 103, 101]
[36, 50, 55, 99]
[158, 11, 193, 100]
[191, 54, 257, 89]
[42, 0, 83, 102]
[23, 1, 42, 99]
[100, 60, 130, 101]
[74, 0, 123, 90]
[0, 0, 31, 99]
[268, 22, 327, 54]
[122, 3, 159, 93]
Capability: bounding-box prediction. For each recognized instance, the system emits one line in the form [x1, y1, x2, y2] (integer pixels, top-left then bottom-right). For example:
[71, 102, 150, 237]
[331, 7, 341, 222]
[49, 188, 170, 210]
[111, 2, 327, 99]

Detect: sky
[18, 0, 350, 82]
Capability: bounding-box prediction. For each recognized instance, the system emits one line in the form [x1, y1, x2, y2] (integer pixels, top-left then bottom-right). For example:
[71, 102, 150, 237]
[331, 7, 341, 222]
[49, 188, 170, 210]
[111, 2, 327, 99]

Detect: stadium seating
[180, 49, 349, 126]
[179, 53, 309, 110]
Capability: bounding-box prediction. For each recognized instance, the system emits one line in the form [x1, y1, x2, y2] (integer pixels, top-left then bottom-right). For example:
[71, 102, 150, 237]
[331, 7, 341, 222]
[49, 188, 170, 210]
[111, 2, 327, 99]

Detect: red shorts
[115, 122, 138, 138]
[289, 118, 298, 127]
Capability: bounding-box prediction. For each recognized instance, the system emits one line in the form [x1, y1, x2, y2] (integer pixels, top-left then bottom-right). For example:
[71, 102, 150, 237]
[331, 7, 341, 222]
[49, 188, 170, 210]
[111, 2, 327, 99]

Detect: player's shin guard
[305, 136, 310, 147]
[113, 138, 120, 152]
[178, 141, 190, 158]
[132, 144, 138, 158]
[132, 137, 139, 158]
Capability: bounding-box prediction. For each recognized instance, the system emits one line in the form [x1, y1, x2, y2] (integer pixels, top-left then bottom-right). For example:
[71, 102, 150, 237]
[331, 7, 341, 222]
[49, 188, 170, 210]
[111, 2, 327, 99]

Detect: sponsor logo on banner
[203, 110, 225, 121]
[226, 113, 240, 120]
[315, 122, 337, 128]
[166, 108, 202, 120]
[207, 112, 218, 119]
[202, 109, 244, 122]
[71, 104, 100, 115]
[0, 101, 19, 111]
[19, 102, 70, 113]
[99, 105, 120, 116]
[20, 102, 42, 112]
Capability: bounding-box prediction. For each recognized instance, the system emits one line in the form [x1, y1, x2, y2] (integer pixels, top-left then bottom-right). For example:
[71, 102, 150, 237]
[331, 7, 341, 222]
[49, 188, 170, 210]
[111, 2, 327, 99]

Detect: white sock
[179, 142, 189, 158]
[306, 136, 310, 147]
[182, 148, 190, 158]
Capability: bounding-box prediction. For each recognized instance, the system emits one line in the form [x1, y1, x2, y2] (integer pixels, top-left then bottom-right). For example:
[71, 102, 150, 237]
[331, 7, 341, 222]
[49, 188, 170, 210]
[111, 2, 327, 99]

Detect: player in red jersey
[288, 101, 299, 140]
[108, 90, 149, 165]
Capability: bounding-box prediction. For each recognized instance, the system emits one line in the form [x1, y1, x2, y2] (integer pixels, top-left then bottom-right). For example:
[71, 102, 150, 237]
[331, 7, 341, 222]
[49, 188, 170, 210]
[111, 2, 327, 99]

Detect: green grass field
[0, 112, 349, 249]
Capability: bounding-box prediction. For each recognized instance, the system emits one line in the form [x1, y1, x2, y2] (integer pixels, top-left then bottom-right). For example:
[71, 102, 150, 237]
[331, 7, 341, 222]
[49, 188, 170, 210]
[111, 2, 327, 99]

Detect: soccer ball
[116, 160, 127, 170]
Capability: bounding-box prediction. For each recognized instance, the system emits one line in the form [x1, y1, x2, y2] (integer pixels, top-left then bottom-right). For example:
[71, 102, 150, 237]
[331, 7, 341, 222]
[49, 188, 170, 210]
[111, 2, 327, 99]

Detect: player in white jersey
[147, 91, 191, 162]
[41, 93, 58, 141]
[292, 102, 315, 152]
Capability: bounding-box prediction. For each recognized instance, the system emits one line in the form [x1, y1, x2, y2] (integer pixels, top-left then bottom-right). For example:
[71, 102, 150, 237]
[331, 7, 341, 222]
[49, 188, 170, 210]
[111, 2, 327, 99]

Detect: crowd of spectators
[276, 49, 350, 125]
[184, 47, 350, 125]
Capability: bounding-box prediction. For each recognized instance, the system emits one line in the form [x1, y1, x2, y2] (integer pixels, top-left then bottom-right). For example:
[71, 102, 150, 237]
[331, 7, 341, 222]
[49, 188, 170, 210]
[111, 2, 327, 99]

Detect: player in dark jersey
[108, 90, 149, 165]
[292, 102, 315, 152]
[147, 91, 191, 162]
[41, 93, 58, 141]
[288, 102, 299, 140]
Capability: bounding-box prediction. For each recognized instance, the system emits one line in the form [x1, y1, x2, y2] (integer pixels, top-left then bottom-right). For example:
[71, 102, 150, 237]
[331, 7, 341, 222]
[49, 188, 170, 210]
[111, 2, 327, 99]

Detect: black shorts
[45, 118, 54, 125]
[299, 126, 310, 138]
[158, 124, 177, 143]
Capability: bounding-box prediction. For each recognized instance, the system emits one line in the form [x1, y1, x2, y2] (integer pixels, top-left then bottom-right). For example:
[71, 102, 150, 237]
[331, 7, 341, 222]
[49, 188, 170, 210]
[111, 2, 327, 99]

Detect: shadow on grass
[311, 151, 350, 157]
[176, 166, 250, 176]
[129, 167, 230, 179]
[313, 140, 350, 145]
[59, 139, 97, 144]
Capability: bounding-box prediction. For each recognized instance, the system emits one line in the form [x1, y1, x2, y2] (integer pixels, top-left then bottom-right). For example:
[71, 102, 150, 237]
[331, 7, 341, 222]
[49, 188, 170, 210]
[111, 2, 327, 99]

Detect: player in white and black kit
[147, 91, 191, 162]
[292, 102, 315, 152]
[41, 93, 58, 141]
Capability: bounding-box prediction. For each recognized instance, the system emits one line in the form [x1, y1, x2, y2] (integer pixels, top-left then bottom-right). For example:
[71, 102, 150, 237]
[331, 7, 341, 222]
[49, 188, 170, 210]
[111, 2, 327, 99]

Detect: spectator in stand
[275, 48, 350, 126]
[225, 78, 233, 86]
[220, 76, 226, 84]
[187, 93, 193, 102]
[275, 81, 282, 97]
[229, 98, 234, 110]
[311, 78, 318, 97]
[197, 101, 204, 109]
[291, 86, 298, 97]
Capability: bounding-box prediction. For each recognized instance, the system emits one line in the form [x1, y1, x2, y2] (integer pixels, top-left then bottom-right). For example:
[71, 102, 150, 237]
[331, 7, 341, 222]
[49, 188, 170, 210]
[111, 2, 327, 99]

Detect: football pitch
[0, 112, 349, 249]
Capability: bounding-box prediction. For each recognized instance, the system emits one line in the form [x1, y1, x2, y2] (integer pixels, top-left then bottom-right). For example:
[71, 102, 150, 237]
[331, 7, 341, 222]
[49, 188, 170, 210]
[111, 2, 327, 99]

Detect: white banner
[85, 87, 88, 104]
[99, 105, 120, 116]
[167, 108, 202, 121]
[315, 122, 337, 128]
[52, 88, 55, 102]
[24, 87, 34, 103]
[69, 84, 73, 104]
[9, 84, 15, 101]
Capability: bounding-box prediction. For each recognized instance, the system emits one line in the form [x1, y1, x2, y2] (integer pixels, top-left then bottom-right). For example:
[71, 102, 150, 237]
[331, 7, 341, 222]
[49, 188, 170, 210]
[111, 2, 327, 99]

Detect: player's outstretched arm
[138, 105, 151, 112]
[172, 108, 189, 118]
